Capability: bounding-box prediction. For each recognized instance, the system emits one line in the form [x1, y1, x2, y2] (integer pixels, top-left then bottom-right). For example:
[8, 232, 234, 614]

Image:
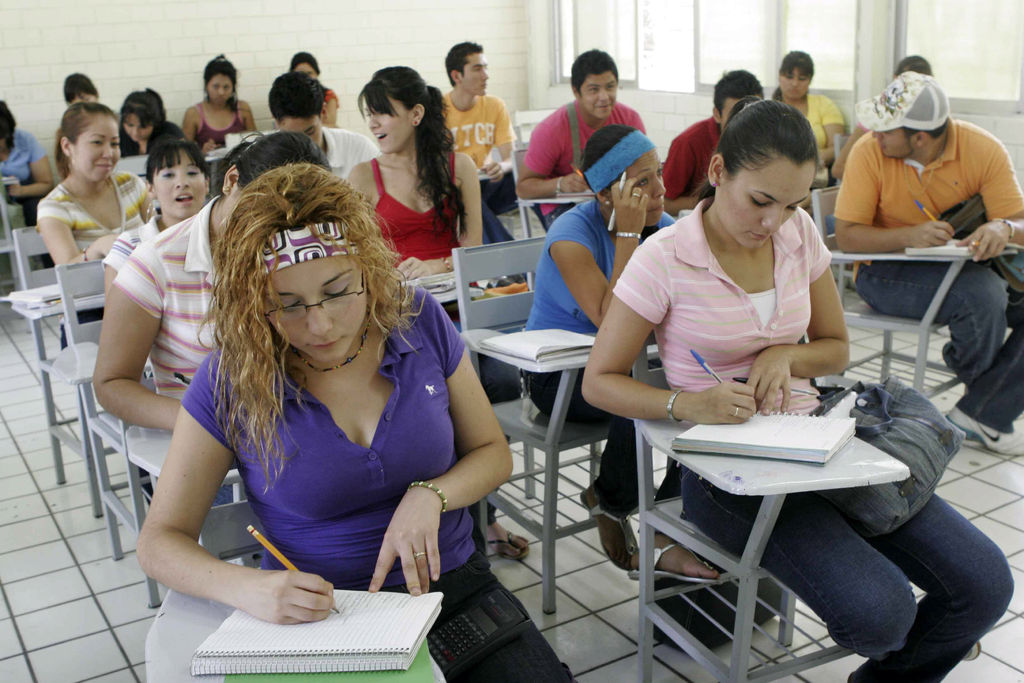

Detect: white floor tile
[576, 652, 681, 682]
[0, 619, 21, 660]
[0, 492, 48, 525]
[52, 505, 109, 537]
[936, 477, 1020, 515]
[14, 596, 107, 651]
[80, 554, 147, 594]
[513, 583, 589, 631]
[521, 533, 606, 577]
[87, 669, 138, 683]
[27, 630, 129, 681]
[41, 480, 100, 513]
[0, 456, 28, 479]
[970, 517, 1024, 558]
[67, 526, 136, 565]
[5, 566, 91, 615]
[974, 460, 1024, 495]
[977, 616, 1024, 672]
[113, 618, 152, 667]
[989, 498, 1024, 530]
[0, 654, 32, 682]
[95, 583, 163, 627]
[0, 515, 60, 554]
[543, 614, 637, 675]
[943, 653, 1024, 682]
[0, 539, 75, 582]
[558, 562, 639, 612]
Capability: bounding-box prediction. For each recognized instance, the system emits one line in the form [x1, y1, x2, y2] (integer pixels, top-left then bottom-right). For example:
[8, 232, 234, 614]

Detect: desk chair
[453, 239, 607, 614]
[511, 149, 594, 239]
[12, 228, 83, 486]
[634, 418, 909, 683]
[512, 108, 555, 149]
[810, 190, 962, 396]
[0, 193, 18, 289]
[115, 154, 148, 176]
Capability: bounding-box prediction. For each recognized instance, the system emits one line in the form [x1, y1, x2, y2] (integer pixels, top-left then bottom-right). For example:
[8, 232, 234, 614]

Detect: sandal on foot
[579, 487, 637, 571]
[487, 531, 530, 560]
[626, 542, 720, 583]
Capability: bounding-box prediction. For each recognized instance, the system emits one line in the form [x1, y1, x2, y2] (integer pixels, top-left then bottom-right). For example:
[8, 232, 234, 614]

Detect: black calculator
[427, 587, 530, 679]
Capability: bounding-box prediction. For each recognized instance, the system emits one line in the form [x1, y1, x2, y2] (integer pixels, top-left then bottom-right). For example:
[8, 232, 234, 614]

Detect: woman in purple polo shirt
[136, 164, 571, 682]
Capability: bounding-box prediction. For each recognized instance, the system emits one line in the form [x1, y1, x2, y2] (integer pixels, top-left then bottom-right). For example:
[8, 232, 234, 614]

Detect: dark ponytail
[358, 66, 465, 240]
[698, 98, 818, 202]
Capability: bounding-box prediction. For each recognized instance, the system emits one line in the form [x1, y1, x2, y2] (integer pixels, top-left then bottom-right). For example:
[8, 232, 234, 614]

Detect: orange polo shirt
[835, 119, 1024, 228]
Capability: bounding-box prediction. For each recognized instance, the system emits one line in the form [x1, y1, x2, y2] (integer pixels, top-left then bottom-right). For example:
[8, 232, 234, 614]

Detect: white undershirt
[749, 289, 777, 326]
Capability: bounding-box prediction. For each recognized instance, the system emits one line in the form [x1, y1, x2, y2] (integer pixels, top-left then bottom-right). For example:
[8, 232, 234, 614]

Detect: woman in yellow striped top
[37, 102, 151, 264]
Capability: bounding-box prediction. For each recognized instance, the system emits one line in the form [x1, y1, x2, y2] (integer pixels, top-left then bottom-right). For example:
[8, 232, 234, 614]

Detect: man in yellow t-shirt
[444, 42, 516, 243]
[835, 73, 1024, 455]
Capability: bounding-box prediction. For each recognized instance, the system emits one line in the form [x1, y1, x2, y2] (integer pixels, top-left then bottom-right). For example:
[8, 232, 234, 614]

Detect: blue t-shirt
[182, 289, 475, 589]
[1, 129, 46, 183]
[526, 201, 675, 333]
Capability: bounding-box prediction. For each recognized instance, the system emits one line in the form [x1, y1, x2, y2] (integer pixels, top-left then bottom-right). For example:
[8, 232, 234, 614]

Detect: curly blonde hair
[209, 163, 413, 483]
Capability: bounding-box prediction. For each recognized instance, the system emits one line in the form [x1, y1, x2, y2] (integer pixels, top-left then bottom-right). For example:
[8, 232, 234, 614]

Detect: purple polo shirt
[182, 289, 475, 589]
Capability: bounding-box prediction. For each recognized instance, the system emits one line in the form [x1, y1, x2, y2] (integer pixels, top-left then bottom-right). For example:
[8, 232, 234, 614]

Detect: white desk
[146, 589, 446, 682]
[634, 418, 909, 683]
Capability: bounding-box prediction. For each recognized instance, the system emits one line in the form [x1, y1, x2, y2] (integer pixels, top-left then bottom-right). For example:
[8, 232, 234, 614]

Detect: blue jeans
[385, 551, 572, 682]
[855, 260, 1024, 432]
[480, 175, 516, 244]
[525, 370, 680, 517]
[680, 468, 1012, 682]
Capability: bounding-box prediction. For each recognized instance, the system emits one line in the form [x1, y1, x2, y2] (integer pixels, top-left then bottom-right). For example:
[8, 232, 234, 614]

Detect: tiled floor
[0, 307, 1022, 681]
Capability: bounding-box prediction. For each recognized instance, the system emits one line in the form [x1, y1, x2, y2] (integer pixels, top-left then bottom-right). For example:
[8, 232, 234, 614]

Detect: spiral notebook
[191, 590, 443, 675]
[672, 413, 856, 464]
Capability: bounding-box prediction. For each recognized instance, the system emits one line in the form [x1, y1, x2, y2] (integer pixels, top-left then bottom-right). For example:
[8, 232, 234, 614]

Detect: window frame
[551, 0, 857, 98]
[893, 0, 1024, 115]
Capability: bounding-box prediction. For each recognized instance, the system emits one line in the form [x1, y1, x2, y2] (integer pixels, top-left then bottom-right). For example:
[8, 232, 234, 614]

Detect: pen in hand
[247, 525, 339, 614]
[732, 377, 816, 396]
[689, 349, 724, 383]
[607, 171, 628, 233]
[913, 199, 938, 222]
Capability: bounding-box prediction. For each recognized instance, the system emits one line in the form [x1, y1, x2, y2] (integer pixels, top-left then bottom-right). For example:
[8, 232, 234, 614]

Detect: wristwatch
[999, 218, 1017, 241]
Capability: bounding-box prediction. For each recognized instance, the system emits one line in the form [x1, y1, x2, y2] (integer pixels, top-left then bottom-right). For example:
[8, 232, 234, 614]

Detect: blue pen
[690, 349, 724, 383]
[914, 199, 938, 222]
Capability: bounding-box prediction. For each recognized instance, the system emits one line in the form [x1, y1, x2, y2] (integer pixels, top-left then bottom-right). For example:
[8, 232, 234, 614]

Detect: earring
[711, 181, 718, 187]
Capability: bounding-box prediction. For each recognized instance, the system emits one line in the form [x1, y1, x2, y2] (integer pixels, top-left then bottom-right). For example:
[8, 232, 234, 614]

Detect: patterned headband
[261, 223, 355, 272]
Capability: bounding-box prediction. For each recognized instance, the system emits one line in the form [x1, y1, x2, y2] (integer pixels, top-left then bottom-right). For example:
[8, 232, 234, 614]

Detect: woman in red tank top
[348, 67, 482, 279]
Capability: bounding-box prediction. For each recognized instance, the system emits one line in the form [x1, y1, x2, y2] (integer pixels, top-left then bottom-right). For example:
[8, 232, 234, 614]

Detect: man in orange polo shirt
[835, 73, 1024, 455]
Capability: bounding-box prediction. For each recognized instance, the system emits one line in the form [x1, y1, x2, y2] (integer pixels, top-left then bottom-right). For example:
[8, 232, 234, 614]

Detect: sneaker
[947, 407, 1024, 456]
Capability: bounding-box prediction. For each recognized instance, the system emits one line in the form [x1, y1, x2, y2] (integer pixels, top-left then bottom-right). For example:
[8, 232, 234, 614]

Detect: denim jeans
[384, 551, 572, 683]
[679, 468, 1013, 682]
[855, 260, 1024, 432]
[480, 175, 516, 244]
[525, 370, 680, 517]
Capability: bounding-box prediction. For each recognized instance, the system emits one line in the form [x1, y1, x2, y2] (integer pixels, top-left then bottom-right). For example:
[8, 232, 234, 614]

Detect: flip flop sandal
[487, 531, 530, 560]
[579, 488, 638, 571]
[626, 542, 721, 583]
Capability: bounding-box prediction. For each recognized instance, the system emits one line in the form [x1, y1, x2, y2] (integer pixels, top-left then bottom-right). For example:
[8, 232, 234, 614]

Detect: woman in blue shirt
[524, 125, 717, 582]
[0, 101, 54, 225]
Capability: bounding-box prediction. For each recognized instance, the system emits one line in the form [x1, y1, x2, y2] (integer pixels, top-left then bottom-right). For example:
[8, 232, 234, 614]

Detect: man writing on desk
[516, 49, 645, 228]
[835, 72, 1024, 455]
[443, 41, 516, 243]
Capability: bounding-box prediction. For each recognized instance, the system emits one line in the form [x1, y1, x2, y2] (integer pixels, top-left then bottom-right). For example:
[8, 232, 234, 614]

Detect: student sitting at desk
[524, 123, 716, 581]
[94, 132, 328, 431]
[182, 55, 256, 155]
[136, 164, 573, 683]
[101, 138, 210, 294]
[582, 99, 1012, 682]
[290, 51, 339, 128]
[0, 100, 53, 226]
[349, 66, 482, 279]
[118, 88, 184, 157]
[38, 102, 151, 265]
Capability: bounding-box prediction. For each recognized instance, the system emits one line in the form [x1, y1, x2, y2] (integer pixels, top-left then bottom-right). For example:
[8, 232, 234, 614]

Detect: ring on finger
[632, 190, 642, 197]
[413, 551, 426, 559]
[734, 406, 740, 417]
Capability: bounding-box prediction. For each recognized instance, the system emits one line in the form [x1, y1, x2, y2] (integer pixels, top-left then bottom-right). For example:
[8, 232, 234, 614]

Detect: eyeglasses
[265, 273, 365, 322]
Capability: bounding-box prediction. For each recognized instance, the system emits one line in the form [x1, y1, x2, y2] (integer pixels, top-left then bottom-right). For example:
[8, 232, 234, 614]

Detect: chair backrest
[833, 133, 850, 159]
[511, 148, 529, 187]
[810, 187, 840, 249]
[115, 154, 148, 176]
[513, 108, 555, 148]
[55, 261, 105, 345]
[452, 237, 546, 332]
[13, 227, 55, 290]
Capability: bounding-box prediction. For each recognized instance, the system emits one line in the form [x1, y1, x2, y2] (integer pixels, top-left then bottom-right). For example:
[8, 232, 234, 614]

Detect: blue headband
[583, 130, 656, 192]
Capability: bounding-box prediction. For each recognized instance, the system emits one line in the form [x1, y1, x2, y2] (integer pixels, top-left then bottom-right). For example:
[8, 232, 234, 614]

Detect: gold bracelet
[408, 480, 447, 512]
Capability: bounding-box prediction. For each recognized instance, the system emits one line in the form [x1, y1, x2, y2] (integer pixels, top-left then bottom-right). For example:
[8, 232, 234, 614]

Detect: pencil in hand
[246, 525, 338, 614]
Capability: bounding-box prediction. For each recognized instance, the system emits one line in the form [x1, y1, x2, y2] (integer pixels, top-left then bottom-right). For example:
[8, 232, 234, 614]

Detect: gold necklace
[291, 313, 371, 373]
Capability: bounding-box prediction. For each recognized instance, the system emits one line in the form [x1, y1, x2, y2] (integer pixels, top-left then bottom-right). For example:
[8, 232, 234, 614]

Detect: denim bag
[817, 376, 963, 537]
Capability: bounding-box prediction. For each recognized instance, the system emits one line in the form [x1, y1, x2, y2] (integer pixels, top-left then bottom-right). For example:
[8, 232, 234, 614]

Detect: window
[900, 0, 1024, 105]
[555, 0, 856, 94]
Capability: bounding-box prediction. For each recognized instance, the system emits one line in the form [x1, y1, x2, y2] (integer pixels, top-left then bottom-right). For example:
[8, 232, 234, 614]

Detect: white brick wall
[0, 0, 529, 163]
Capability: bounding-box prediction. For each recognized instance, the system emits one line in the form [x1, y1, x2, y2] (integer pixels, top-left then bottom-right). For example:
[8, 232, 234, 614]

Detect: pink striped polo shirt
[113, 198, 218, 400]
[614, 202, 832, 415]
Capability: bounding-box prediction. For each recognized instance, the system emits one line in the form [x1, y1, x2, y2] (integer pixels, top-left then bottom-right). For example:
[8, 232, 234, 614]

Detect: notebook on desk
[905, 239, 1019, 257]
[191, 590, 443, 675]
[225, 642, 434, 681]
[478, 329, 595, 362]
[672, 413, 856, 464]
